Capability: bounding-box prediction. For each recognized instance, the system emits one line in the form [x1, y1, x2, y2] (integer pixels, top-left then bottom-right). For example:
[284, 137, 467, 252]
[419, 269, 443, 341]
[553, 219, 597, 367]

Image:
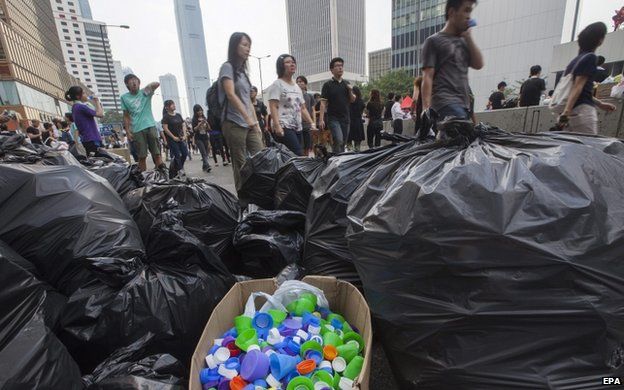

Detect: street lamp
[98, 24, 129, 111]
[250, 54, 271, 97]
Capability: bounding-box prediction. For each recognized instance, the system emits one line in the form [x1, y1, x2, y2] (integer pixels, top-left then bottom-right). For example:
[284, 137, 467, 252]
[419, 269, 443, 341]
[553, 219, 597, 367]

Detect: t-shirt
[26, 126, 42, 144]
[120, 89, 156, 132]
[565, 52, 598, 108]
[267, 79, 305, 132]
[519, 77, 546, 107]
[72, 102, 101, 142]
[301, 92, 315, 130]
[594, 67, 609, 83]
[366, 101, 383, 120]
[161, 113, 185, 141]
[253, 100, 268, 129]
[489, 91, 505, 110]
[218, 62, 254, 128]
[383, 101, 394, 120]
[321, 78, 351, 121]
[421, 32, 471, 112]
[192, 116, 209, 139]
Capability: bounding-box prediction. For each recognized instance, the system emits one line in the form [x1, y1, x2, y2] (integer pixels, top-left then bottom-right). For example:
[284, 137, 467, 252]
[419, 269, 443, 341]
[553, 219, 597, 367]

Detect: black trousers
[367, 119, 383, 148]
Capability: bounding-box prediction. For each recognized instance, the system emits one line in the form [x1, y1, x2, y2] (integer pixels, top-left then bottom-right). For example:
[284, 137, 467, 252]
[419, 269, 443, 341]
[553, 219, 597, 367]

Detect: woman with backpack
[557, 22, 616, 134]
[217, 32, 264, 189]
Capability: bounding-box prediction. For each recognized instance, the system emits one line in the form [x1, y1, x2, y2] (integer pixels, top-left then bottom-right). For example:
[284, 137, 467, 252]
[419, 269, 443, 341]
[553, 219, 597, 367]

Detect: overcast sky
[90, 0, 622, 117]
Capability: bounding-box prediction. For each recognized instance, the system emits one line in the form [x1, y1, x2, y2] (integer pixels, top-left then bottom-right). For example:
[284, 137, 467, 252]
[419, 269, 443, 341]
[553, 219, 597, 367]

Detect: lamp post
[250, 54, 271, 97]
[98, 24, 129, 111]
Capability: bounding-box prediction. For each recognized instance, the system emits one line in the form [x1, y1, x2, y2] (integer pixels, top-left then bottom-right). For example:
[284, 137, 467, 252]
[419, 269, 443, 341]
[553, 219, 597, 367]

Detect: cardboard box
[595, 83, 617, 100]
[190, 276, 372, 390]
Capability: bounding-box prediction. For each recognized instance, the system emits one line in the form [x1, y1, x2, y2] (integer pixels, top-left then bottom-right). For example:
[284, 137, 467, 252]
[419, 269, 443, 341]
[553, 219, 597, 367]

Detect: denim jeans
[195, 135, 211, 169]
[168, 140, 188, 178]
[437, 104, 470, 120]
[367, 119, 383, 148]
[328, 117, 350, 153]
[278, 128, 303, 156]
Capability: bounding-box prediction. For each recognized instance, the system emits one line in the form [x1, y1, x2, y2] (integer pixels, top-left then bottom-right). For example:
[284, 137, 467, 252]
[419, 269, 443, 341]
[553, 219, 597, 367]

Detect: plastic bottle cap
[323, 345, 338, 361]
[267, 328, 283, 345]
[293, 336, 302, 345]
[308, 325, 321, 335]
[282, 318, 302, 330]
[310, 335, 323, 344]
[296, 329, 309, 340]
[265, 349, 276, 357]
[214, 347, 230, 364]
[217, 364, 238, 380]
[325, 325, 335, 332]
[225, 357, 241, 371]
[332, 357, 346, 373]
[240, 350, 270, 382]
[230, 376, 248, 390]
[266, 373, 281, 389]
[296, 359, 317, 375]
[335, 329, 344, 338]
[314, 382, 332, 390]
[338, 377, 354, 390]
[319, 360, 333, 372]
[247, 344, 261, 352]
[214, 338, 224, 346]
[205, 354, 217, 369]
[305, 349, 323, 364]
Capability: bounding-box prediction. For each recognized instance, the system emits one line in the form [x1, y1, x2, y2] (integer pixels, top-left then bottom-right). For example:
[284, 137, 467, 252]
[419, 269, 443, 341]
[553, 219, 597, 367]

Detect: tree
[357, 69, 415, 101]
[100, 110, 123, 125]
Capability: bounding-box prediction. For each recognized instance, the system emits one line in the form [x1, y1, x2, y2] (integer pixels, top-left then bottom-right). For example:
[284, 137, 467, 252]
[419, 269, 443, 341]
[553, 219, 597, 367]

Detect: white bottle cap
[265, 349, 277, 357]
[267, 328, 283, 345]
[346, 340, 359, 349]
[247, 344, 261, 352]
[213, 338, 224, 346]
[213, 347, 230, 364]
[293, 336, 302, 344]
[296, 329, 309, 340]
[310, 335, 323, 345]
[308, 324, 321, 335]
[325, 324, 335, 332]
[315, 382, 332, 390]
[204, 354, 217, 369]
[339, 377, 354, 390]
[335, 329, 344, 338]
[319, 360, 333, 371]
[332, 356, 347, 373]
[266, 373, 282, 389]
[217, 364, 238, 380]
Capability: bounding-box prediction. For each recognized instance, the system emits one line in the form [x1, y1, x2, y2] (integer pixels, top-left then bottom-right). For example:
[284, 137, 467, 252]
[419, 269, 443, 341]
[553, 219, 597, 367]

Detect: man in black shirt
[319, 57, 356, 153]
[26, 119, 42, 145]
[488, 81, 507, 110]
[519, 65, 546, 107]
[593, 56, 609, 83]
[383, 92, 395, 121]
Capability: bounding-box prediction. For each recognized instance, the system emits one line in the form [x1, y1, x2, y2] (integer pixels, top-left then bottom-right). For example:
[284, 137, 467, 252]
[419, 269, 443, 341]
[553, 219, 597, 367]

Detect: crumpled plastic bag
[347, 126, 624, 388]
[238, 144, 296, 209]
[233, 210, 306, 278]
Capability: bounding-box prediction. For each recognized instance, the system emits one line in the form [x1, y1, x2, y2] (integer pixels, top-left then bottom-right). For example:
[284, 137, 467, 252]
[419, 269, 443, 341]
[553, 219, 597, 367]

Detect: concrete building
[286, 0, 366, 92]
[551, 29, 624, 83]
[159, 73, 182, 116]
[391, 0, 446, 76]
[174, 0, 211, 114]
[369, 47, 391, 81]
[113, 61, 127, 96]
[469, 0, 580, 111]
[50, 0, 121, 111]
[0, 0, 90, 123]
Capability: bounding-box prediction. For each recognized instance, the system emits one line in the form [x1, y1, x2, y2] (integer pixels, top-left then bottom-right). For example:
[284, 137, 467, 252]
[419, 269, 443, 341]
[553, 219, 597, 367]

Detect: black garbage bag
[125, 179, 240, 264]
[0, 164, 144, 295]
[0, 132, 82, 166]
[83, 334, 186, 390]
[346, 127, 624, 389]
[0, 242, 83, 390]
[274, 157, 327, 212]
[301, 143, 417, 287]
[87, 161, 143, 197]
[238, 144, 297, 209]
[276, 263, 306, 285]
[233, 210, 306, 278]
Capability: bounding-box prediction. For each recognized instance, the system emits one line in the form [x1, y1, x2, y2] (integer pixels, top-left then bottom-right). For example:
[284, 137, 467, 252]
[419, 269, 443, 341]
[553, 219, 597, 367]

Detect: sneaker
[176, 169, 187, 179]
[223, 161, 230, 166]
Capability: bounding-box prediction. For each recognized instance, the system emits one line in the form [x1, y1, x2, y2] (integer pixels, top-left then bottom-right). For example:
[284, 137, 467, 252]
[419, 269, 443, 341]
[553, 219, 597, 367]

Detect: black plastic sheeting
[0, 164, 144, 295]
[124, 179, 240, 265]
[233, 210, 306, 278]
[0, 240, 83, 390]
[86, 161, 143, 198]
[238, 144, 296, 209]
[347, 127, 624, 389]
[301, 143, 417, 288]
[60, 207, 235, 372]
[83, 333, 186, 390]
[0, 131, 83, 166]
[274, 157, 327, 212]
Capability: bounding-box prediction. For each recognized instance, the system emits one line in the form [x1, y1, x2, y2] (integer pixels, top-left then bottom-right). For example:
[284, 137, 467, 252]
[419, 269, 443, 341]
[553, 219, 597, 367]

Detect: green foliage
[100, 110, 123, 125]
[357, 69, 415, 101]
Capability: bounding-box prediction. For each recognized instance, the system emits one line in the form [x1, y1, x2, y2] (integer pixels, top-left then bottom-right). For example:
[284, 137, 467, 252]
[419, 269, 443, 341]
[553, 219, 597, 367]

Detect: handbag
[549, 53, 593, 114]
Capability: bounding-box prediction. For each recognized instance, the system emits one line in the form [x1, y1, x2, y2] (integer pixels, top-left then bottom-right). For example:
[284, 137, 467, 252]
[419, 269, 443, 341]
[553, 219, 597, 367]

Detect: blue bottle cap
[254, 379, 268, 387]
[224, 357, 240, 371]
[330, 318, 343, 330]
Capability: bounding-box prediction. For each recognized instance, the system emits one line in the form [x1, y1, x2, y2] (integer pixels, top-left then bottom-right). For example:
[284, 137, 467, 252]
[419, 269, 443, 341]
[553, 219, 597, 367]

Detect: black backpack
[206, 80, 223, 127]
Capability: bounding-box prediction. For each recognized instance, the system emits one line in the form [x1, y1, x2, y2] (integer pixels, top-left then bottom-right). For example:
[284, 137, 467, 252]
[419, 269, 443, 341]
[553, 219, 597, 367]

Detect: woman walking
[192, 104, 212, 172]
[365, 89, 384, 149]
[219, 32, 264, 189]
[558, 22, 616, 134]
[65, 86, 104, 156]
[161, 100, 188, 179]
[347, 86, 365, 151]
[266, 54, 315, 156]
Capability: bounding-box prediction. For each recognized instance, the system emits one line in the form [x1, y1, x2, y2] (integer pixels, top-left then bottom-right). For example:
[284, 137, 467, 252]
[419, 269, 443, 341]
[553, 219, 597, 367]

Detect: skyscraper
[159, 73, 182, 116]
[174, 0, 211, 115]
[0, 0, 91, 122]
[113, 61, 128, 96]
[83, 21, 121, 111]
[286, 0, 366, 92]
[369, 48, 391, 81]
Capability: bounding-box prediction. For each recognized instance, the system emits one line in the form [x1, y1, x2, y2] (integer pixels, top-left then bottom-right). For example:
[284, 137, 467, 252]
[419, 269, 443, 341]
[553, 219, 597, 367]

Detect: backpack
[549, 53, 592, 114]
[206, 80, 224, 126]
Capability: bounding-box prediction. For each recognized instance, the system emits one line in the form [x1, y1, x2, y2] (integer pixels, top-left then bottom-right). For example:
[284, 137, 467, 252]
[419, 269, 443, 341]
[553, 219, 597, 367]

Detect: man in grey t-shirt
[421, 0, 484, 120]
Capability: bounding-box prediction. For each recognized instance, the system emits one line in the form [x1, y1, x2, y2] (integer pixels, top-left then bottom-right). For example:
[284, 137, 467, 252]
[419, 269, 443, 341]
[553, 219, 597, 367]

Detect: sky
[90, 0, 622, 117]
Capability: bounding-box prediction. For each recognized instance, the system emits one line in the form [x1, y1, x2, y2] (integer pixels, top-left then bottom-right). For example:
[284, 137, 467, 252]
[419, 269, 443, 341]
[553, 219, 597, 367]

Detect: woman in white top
[391, 95, 409, 135]
[266, 54, 315, 156]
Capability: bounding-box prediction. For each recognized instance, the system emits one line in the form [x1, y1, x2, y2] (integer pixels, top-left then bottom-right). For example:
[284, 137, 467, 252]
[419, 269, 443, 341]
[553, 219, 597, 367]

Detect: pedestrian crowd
[3, 0, 621, 185]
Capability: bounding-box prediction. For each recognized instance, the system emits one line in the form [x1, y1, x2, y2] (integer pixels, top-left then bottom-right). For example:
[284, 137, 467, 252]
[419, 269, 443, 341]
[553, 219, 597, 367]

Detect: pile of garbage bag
[233, 209, 306, 278]
[237, 144, 296, 209]
[274, 157, 327, 212]
[346, 125, 624, 388]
